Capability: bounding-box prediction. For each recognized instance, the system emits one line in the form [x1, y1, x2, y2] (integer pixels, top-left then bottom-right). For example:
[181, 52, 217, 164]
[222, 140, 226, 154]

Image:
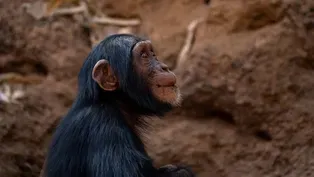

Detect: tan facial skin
[92, 40, 181, 106]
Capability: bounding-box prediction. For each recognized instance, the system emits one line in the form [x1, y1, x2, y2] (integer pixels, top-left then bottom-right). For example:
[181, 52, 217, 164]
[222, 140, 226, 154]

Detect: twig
[0, 73, 44, 85]
[91, 16, 141, 26]
[23, 1, 141, 47]
[117, 27, 133, 34]
[24, 1, 141, 27]
[176, 18, 205, 69]
[49, 1, 88, 17]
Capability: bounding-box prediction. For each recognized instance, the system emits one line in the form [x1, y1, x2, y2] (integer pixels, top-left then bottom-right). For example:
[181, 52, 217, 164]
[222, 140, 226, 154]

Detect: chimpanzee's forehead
[133, 40, 152, 48]
[139, 40, 151, 44]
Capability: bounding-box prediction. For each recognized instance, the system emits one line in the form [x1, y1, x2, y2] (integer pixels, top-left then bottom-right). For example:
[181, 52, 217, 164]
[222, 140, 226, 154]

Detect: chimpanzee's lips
[155, 72, 177, 88]
[156, 84, 177, 89]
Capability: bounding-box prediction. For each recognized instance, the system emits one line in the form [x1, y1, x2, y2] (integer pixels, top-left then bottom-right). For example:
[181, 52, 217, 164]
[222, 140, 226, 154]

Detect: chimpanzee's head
[78, 34, 181, 116]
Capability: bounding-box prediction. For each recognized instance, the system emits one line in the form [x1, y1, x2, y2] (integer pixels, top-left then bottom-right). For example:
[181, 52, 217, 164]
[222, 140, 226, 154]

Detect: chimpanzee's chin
[152, 100, 174, 116]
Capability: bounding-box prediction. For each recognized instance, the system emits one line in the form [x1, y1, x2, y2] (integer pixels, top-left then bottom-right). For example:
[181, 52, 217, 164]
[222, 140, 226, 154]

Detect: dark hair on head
[76, 34, 142, 103]
[75, 34, 172, 116]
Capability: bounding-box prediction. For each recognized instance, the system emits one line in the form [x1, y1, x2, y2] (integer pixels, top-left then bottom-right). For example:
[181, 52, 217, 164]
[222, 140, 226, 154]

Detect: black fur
[76, 34, 172, 116]
[43, 34, 192, 177]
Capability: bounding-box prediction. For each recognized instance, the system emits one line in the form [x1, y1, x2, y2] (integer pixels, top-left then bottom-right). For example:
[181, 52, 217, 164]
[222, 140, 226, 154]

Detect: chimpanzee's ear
[92, 59, 118, 91]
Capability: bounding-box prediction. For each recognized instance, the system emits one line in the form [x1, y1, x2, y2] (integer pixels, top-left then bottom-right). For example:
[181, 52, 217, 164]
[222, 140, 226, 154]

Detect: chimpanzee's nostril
[160, 63, 169, 71]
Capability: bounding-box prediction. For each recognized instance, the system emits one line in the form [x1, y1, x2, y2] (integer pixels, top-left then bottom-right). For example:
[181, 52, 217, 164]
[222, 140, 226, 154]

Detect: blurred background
[0, 0, 314, 177]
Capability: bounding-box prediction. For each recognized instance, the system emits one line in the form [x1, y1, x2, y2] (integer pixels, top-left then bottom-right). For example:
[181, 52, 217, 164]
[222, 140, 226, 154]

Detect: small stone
[227, 85, 235, 92]
[210, 78, 223, 88]
[0, 92, 9, 103]
[243, 63, 254, 71]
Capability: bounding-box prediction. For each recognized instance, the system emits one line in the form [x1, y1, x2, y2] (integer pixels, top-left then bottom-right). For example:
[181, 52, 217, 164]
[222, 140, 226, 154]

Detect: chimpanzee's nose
[160, 63, 169, 72]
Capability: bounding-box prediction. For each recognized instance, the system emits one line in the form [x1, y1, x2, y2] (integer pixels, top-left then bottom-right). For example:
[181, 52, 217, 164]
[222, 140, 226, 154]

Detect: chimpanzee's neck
[68, 95, 150, 155]
[76, 88, 173, 118]
[112, 90, 174, 118]
[113, 92, 158, 118]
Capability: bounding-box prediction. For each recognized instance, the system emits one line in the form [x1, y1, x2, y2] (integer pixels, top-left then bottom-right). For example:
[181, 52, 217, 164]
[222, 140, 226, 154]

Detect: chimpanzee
[41, 34, 195, 177]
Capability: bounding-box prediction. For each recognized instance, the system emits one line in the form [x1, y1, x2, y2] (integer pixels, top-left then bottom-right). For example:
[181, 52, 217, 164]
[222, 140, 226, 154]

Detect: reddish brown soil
[0, 0, 314, 177]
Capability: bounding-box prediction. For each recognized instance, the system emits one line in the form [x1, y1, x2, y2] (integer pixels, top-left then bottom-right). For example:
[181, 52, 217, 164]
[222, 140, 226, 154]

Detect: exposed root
[49, 1, 87, 17]
[0, 73, 45, 104]
[0, 73, 44, 85]
[89, 26, 134, 47]
[91, 16, 141, 26]
[117, 27, 133, 34]
[23, 1, 141, 47]
[23, 1, 141, 27]
[176, 18, 205, 70]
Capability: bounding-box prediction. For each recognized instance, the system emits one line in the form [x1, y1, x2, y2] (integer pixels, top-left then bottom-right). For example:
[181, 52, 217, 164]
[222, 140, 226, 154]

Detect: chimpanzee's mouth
[156, 84, 177, 88]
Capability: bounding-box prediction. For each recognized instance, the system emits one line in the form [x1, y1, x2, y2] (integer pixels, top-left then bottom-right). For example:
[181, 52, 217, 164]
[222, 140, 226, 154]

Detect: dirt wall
[0, 0, 313, 177]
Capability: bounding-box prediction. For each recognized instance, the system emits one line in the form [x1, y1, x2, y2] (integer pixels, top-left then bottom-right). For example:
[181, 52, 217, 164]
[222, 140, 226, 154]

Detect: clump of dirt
[0, 0, 313, 177]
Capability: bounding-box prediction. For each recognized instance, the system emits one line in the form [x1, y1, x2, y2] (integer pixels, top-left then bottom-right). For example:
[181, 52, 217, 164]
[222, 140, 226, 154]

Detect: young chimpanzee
[41, 34, 195, 177]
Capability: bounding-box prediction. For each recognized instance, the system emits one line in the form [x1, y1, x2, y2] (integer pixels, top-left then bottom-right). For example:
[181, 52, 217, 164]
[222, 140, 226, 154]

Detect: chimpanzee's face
[131, 40, 181, 106]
